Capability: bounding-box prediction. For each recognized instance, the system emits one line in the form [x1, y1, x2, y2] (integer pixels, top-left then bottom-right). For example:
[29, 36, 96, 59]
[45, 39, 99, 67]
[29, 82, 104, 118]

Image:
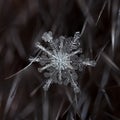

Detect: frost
[29, 31, 96, 93]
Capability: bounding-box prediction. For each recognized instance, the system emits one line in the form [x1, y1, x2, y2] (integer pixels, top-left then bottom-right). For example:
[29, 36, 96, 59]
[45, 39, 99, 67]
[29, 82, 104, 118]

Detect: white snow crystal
[29, 31, 96, 93]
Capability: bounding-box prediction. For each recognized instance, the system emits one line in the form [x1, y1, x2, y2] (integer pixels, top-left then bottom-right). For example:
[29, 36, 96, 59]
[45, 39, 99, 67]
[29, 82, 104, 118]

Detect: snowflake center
[51, 52, 71, 70]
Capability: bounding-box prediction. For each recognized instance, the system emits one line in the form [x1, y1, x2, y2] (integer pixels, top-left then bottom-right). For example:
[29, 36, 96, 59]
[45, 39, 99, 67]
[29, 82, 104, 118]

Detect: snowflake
[29, 31, 96, 93]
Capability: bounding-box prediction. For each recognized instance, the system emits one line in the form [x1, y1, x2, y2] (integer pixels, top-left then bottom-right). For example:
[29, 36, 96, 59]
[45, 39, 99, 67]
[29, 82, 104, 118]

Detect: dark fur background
[0, 0, 120, 120]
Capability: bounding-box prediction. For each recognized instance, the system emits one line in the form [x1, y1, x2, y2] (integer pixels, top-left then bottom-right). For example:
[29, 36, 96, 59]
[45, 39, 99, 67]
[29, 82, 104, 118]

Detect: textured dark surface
[0, 0, 120, 120]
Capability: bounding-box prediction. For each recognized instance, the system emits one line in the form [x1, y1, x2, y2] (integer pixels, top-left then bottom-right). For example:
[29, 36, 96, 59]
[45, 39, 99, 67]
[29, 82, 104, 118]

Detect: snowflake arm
[82, 59, 96, 67]
[38, 63, 53, 72]
[35, 42, 55, 57]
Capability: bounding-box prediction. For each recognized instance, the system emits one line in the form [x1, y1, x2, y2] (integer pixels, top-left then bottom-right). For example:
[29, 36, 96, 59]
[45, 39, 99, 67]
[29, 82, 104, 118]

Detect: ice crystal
[29, 31, 96, 93]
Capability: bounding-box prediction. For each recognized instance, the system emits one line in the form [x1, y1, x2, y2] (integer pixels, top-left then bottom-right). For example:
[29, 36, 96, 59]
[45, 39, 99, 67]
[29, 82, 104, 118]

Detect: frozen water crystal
[29, 31, 96, 93]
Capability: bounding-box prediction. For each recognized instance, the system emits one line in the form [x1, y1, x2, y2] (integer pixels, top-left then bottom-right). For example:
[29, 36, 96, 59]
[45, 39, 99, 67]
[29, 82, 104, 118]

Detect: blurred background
[0, 0, 120, 120]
